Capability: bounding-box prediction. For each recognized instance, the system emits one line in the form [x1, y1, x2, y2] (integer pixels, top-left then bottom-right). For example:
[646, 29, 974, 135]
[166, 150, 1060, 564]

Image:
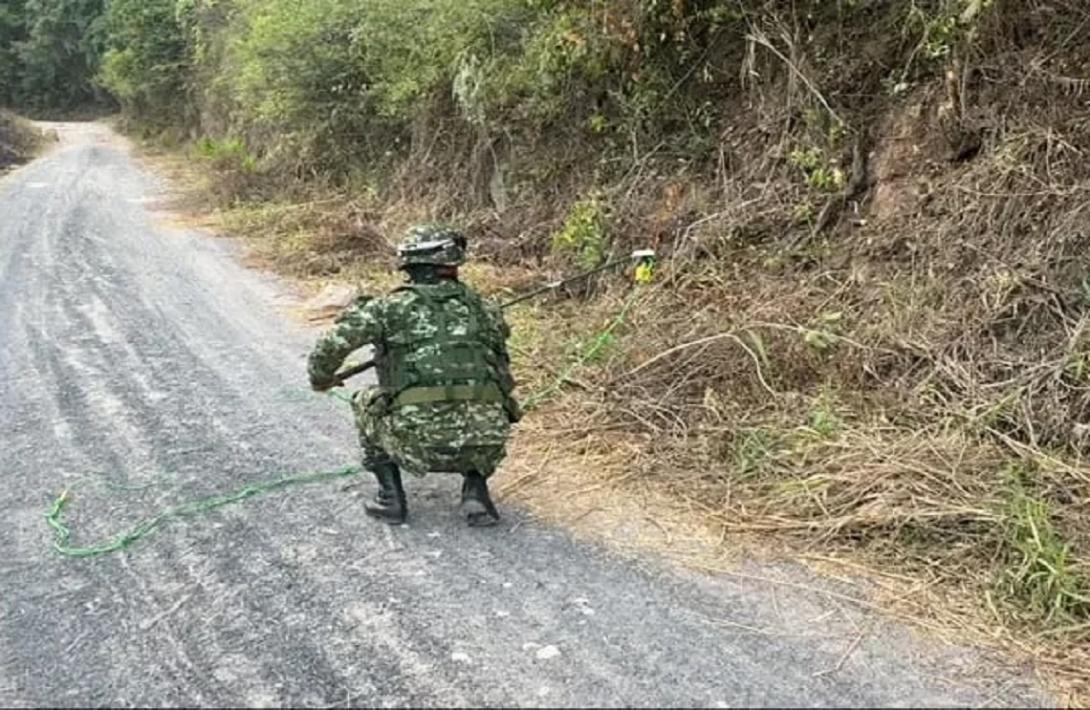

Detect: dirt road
[0, 123, 1050, 707]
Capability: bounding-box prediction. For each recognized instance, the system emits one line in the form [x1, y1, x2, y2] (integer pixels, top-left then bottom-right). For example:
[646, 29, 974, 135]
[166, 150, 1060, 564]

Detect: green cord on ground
[328, 388, 354, 404]
[45, 465, 362, 558]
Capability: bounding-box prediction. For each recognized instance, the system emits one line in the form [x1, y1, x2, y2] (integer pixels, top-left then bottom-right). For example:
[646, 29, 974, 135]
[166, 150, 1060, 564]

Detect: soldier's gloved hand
[310, 377, 337, 393]
[505, 397, 523, 424]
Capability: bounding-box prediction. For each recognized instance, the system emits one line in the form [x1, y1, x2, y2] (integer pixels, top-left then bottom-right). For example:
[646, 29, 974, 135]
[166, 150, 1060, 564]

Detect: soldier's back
[376, 280, 512, 477]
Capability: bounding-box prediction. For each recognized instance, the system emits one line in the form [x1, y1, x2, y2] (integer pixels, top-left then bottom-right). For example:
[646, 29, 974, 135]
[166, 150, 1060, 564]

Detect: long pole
[497, 255, 640, 309]
[328, 251, 654, 386]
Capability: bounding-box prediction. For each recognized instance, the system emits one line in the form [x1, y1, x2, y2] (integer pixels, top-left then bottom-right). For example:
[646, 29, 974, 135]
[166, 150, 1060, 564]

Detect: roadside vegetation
[4, 0, 1089, 698]
[0, 109, 44, 170]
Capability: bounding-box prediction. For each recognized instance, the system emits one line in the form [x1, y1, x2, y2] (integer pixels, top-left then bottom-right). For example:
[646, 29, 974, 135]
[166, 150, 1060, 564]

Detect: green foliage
[13, 0, 108, 112]
[0, 0, 27, 104]
[98, 0, 190, 126]
[791, 199, 815, 225]
[195, 136, 257, 173]
[732, 428, 781, 479]
[2, 0, 1004, 175]
[484, 0, 745, 142]
[788, 146, 846, 192]
[551, 197, 608, 268]
[896, 0, 997, 86]
[1063, 351, 1090, 384]
[214, 0, 537, 175]
[803, 311, 843, 353]
[490, 5, 615, 124]
[806, 394, 843, 438]
[358, 0, 532, 119]
[770, 474, 833, 503]
[226, 0, 375, 161]
[1062, 328, 1090, 385]
[0, 0, 802, 178]
[792, 140, 822, 166]
[998, 464, 1090, 624]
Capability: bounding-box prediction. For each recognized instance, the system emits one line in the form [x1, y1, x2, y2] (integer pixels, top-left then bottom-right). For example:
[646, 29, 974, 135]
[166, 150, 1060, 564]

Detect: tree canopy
[2, 0, 107, 112]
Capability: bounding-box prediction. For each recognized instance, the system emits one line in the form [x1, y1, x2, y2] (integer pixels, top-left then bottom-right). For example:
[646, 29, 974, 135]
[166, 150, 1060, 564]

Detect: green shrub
[216, 0, 537, 176]
[0, 1, 26, 104]
[789, 146, 846, 192]
[551, 196, 609, 268]
[98, 0, 189, 126]
[195, 136, 257, 173]
[13, 0, 108, 112]
[999, 464, 1090, 624]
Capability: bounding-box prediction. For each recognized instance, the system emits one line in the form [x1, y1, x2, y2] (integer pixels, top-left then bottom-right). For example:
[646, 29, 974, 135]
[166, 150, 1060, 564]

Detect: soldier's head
[397, 224, 467, 283]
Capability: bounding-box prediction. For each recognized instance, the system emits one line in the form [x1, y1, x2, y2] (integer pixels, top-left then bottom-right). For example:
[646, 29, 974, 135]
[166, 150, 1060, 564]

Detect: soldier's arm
[484, 299, 522, 422]
[307, 297, 385, 390]
[482, 300, 512, 356]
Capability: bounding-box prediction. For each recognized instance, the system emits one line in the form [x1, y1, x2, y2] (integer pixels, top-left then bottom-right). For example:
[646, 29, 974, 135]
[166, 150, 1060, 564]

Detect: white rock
[535, 645, 562, 660]
[451, 652, 471, 664]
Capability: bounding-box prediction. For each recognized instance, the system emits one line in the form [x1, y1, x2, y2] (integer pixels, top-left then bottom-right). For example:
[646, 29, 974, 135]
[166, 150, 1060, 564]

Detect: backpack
[374, 282, 518, 420]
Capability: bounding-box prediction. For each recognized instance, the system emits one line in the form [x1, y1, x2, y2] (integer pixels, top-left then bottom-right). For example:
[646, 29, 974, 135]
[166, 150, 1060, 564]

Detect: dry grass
[480, 14, 1090, 687]
[493, 166, 1090, 701]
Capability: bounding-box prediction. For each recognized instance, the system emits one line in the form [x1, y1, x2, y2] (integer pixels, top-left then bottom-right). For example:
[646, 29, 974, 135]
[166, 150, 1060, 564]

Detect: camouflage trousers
[351, 386, 511, 478]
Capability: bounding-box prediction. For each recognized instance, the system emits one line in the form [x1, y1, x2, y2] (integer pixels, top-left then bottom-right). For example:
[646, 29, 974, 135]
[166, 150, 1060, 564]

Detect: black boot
[365, 463, 407, 525]
[460, 471, 499, 527]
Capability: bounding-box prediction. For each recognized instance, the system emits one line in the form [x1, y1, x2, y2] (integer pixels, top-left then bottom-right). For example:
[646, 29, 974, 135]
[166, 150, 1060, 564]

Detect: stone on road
[0, 123, 1050, 707]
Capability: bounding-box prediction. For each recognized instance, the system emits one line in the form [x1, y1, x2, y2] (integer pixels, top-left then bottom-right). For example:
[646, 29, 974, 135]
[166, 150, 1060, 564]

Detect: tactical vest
[374, 283, 509, 409]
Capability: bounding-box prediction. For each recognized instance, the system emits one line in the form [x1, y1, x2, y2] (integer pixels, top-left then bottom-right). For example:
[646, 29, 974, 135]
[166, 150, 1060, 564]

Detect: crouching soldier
[308, 225, 521, 527]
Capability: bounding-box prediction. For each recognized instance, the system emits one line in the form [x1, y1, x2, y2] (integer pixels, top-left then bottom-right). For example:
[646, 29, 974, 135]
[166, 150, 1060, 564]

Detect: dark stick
[329, 255, 644, 385]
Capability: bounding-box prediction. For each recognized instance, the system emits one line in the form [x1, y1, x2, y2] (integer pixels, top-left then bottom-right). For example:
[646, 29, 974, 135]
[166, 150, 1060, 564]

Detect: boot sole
[461, 499, 499, 527]
[365, 507, 407, 525]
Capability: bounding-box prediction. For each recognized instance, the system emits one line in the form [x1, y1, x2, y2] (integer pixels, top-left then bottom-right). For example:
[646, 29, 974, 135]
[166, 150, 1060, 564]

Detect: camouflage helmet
[396, 224, 468, 268]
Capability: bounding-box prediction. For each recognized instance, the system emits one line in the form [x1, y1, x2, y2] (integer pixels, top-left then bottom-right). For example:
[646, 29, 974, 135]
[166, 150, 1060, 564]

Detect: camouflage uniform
[308, 281, 517, 478]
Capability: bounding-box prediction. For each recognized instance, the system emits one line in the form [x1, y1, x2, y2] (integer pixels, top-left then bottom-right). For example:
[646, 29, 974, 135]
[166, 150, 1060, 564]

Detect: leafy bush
[999, 465, 1090, 624]
[0, 0, 26, 104]
[551, 196, 609, 268]
[195, 136, 257, 173]
[98, 0, 190, 126]
[13, 0, 108, 112]
[210, 0, 539, 177]
[789, 147, 846, 192]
